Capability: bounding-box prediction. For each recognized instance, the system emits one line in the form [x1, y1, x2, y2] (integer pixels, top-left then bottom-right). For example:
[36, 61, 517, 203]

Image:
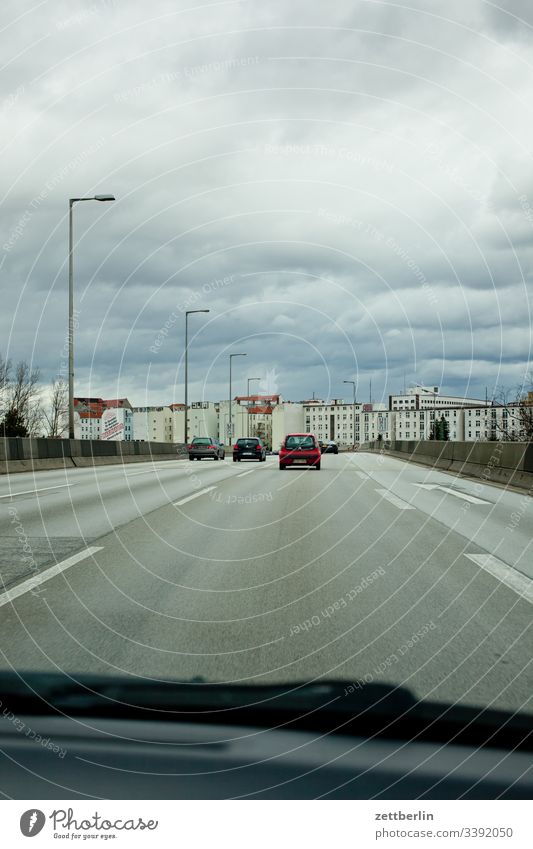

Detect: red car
[279, 433, 321, 470]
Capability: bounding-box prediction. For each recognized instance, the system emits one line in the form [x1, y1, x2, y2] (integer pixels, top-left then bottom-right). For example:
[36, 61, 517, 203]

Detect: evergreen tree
[0, 407, 28, 437]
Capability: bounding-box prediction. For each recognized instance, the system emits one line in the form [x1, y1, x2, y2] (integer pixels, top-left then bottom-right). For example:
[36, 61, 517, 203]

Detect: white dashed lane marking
[465, 553, 533, 605]
[0, 547, 104, 608]
[173, 486, 217, 506]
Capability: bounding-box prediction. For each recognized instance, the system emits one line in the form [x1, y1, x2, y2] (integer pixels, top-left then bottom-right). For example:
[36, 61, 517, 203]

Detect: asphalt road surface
[0, 452, 531, 714]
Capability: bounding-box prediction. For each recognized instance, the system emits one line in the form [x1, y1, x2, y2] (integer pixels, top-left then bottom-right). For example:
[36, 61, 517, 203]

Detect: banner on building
[101, 409, 125, 441]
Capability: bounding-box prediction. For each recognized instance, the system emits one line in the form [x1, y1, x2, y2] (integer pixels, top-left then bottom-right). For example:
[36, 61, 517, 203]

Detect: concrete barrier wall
[0, 438, 188, 475]
[361, 440, 533, 491]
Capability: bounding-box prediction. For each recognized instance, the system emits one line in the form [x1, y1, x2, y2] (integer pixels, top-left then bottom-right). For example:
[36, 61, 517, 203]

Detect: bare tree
[494, 376, 533, 441]
[43, 378, 68, 438]
[0, 354, 10, 419]
[2, 359, 42, 436]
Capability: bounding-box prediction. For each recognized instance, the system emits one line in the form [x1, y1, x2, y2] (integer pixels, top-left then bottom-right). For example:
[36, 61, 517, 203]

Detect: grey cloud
[1, 0, 532, 405]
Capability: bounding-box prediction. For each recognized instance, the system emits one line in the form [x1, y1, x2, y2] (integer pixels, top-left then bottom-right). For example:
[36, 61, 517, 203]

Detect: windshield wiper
[1, 672, 531, 752]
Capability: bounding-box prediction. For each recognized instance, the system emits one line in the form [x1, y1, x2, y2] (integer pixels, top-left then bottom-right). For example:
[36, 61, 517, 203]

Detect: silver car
[188, 437, 225, 460]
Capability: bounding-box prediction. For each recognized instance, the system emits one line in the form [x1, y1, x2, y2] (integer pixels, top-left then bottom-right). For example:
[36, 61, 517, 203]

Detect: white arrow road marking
[173, 486, 217, 506]
[376, 489, 414, 510]
[0, 547, 104, 608]
[0, 483, 74, 500]
[414, 483, 490, 504]
[465, 553, 533, 605]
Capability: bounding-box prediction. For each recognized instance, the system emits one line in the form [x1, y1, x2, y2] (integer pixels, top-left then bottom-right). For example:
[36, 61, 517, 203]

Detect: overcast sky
[1, 0, 532, 407]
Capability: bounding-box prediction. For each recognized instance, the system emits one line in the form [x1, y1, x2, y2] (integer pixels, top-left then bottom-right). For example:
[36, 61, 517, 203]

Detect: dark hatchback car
[321, 440, 339, 454]
[233, 437, 267, 462]
[188, 437, 225, 460]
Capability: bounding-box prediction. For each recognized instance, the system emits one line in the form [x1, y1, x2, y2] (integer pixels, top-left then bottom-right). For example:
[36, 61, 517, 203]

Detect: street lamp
[343, 380, 357, 450]
[247, 376, 261, 437]
[184, 309, 210, 445]
[229, 353, 247, 445]
[68, 194, 115, 439]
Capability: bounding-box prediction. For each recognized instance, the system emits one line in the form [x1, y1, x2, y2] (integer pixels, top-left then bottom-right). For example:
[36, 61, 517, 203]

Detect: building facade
[389, 386, 489, 410]
[133, 406, 173, 442]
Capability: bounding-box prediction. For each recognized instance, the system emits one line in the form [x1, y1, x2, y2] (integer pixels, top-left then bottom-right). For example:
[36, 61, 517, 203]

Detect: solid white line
[465, 553, 533, 605]
[0, 483, 74, 500]
[375, 488, 414, 510]
[0, 547, 104, 608]
[356, 472, 369, 480]
[173, 486, 217, 506]
[237, 469, 257, 477]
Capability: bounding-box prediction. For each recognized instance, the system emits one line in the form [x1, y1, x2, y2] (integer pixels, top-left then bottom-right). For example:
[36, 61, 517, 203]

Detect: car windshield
[285, 435, 315, 449]
[237, 439, 259, 446]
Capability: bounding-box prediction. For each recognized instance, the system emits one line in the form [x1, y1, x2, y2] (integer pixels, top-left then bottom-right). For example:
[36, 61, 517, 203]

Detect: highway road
[0, 452, 531, 715]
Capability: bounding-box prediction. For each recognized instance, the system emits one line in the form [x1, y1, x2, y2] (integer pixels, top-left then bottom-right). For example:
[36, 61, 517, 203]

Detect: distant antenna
[403, 372, 406, 394]
[312, 390, 315, 400]
[369, 377, 372, 405]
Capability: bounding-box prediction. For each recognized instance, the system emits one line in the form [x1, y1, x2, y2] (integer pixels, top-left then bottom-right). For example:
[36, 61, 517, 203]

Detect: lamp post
[229, 353, 246, 445]
[68, 194, 115, 439]
[247, 376, 260, 437]
[184, 309, 209, 445]
[343, 380, 357, 450]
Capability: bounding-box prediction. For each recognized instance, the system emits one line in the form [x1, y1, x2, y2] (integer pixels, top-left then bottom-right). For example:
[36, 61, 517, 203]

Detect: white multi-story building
[355, 409, 393, 443]
[73, 398, 103, 440]
[272, 403, 305, 449]
[390, 386, 488, 411]
[462, 405, 525, 441]
[393, 407, 463, 441]
[170, 402, 219, 443]
[216, 401, 249, 444]
[303, 399, 362, 445]
[100, 399, 134, 441]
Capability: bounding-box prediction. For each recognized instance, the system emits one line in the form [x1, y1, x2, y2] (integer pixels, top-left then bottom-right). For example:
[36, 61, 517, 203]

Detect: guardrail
[360, 439, 533, 491]
[0, 438, 188, 475]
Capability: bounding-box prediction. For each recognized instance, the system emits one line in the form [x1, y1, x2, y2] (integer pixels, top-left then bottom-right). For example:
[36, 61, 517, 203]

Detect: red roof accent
[169, 403, 186, 410]
[74, 398, 104, 416]
[248, 406, 273, 414]
[78, 411, 101, 420]
[103, 398, 132, 409]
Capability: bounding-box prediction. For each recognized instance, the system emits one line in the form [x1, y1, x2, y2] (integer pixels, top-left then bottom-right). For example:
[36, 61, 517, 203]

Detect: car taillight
[255, 444, 261, 451]
[233, 444, 239, 450]
[187, 444, 192, 450]
[207, 445, 215, 449]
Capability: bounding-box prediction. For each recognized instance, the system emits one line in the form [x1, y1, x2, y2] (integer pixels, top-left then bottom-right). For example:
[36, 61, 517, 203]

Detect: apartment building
[272, 403, 304, 449]
[73, 397, 103, 440]
[100, 399, 133, 441]
[233, 395, 281, 448]
[462, 405, 527, 441]
[303, 399, 362, 445]
[394, 407, 463, 441]
[133, 406, 174, 442]
[355, 408, 393, 443]
[216, 400, 249, 444]
[389, 386, 488, 411]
